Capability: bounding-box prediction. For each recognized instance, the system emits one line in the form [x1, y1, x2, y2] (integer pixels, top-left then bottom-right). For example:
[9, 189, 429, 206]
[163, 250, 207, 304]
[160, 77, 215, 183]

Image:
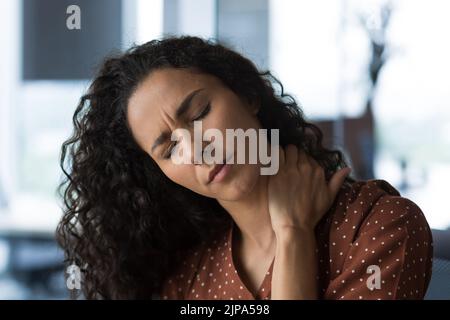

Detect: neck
[218, 174, 276, 252]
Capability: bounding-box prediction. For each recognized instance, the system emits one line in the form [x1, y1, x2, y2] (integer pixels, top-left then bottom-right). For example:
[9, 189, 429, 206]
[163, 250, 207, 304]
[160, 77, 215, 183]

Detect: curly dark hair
[57, 35, 355, 299]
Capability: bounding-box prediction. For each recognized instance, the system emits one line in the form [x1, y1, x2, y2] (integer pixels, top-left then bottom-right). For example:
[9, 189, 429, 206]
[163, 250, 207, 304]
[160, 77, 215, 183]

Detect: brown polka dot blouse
[160, 179, 433, 300]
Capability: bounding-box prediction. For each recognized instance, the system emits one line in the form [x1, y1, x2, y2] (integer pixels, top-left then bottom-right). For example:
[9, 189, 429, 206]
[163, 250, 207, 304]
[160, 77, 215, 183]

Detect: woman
[57, 36, 433, 300]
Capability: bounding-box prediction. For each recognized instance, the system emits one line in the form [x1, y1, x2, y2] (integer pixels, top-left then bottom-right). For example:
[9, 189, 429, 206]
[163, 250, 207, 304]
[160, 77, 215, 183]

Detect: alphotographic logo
[366, 265, 381, 290]
[66, 263, 81, 290]
[66, 5, 81, 30]
[168, 120, 280, 175]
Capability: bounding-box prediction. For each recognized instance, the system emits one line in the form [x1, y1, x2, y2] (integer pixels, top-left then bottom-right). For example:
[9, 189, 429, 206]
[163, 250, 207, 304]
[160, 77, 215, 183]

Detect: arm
[267, 144, 351, 299]
[272, 227, 318, 299]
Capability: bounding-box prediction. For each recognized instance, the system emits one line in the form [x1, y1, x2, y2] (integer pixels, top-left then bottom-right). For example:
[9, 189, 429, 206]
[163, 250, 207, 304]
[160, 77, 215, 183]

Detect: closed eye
[164, 103, 211, 160]
[192, 102, 211, 122]
[163, 140, 178, 159]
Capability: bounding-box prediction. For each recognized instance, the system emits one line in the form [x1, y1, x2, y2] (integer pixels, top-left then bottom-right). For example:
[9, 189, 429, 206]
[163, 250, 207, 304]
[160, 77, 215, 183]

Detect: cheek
[236, 163, 261, 191]
[222, 106, 260, 132]
[163, 164, 201, 190]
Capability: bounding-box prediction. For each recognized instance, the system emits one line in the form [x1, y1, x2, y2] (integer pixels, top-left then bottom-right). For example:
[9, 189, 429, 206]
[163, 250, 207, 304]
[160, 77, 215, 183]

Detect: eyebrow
[151, 88, 204, 154]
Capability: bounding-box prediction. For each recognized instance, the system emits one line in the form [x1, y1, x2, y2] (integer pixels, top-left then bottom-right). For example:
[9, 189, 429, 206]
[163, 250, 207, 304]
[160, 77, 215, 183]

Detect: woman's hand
[268, 144, 351, 234]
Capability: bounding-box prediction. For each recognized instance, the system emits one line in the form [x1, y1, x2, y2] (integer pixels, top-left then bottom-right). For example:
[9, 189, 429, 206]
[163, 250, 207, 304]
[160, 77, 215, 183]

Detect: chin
[215, 165, 261, 201]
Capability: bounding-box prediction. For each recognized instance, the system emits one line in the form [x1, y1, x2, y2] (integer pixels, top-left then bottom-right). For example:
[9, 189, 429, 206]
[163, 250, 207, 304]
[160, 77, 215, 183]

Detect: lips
[207, 163, 226, 184]
[206, 153, 234, 184]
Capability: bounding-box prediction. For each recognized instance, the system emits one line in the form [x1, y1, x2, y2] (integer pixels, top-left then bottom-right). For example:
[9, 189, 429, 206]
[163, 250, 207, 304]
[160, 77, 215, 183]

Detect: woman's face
[127, 68, 264, 200]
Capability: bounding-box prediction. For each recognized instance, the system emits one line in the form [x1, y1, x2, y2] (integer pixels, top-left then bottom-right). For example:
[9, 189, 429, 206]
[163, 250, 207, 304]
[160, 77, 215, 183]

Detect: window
[268, 0, 450, 229]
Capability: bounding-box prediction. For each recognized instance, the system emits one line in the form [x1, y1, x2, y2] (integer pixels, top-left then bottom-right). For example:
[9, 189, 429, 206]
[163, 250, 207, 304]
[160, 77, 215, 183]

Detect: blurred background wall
[0, 0, 449, 299]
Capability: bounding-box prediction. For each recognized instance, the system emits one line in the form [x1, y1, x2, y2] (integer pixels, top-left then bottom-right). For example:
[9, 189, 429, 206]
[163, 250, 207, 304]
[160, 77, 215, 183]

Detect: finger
[305, 152, 320, 168]
[328, 167, 352, 199]
[297, 148, 312, 169]
[285, 144, 298, 167]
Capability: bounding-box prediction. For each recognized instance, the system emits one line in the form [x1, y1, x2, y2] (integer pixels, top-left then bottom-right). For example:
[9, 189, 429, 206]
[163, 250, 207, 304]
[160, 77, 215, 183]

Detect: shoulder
[318, 179, 433, 299]
[323, 179, 430, 236]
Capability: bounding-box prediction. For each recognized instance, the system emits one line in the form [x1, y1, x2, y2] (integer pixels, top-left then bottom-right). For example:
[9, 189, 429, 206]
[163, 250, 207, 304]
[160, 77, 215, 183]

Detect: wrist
[274, 225, 316, 242]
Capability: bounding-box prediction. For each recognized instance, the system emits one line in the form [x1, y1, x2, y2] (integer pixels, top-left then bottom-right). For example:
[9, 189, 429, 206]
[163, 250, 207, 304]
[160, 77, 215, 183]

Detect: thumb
[328, 167, 352, 199]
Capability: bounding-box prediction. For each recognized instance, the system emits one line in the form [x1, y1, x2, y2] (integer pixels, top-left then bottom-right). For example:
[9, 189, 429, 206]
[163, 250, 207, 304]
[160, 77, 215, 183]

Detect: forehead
[129, 68, 214, 112]
[126, 68, 219, 151]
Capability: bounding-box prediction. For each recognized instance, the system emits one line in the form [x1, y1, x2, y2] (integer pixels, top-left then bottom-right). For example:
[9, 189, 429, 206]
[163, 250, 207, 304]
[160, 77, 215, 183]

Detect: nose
[191, 139, 211, 165]
[174, 129, 220, 166]
[172, 132, 207, 165]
